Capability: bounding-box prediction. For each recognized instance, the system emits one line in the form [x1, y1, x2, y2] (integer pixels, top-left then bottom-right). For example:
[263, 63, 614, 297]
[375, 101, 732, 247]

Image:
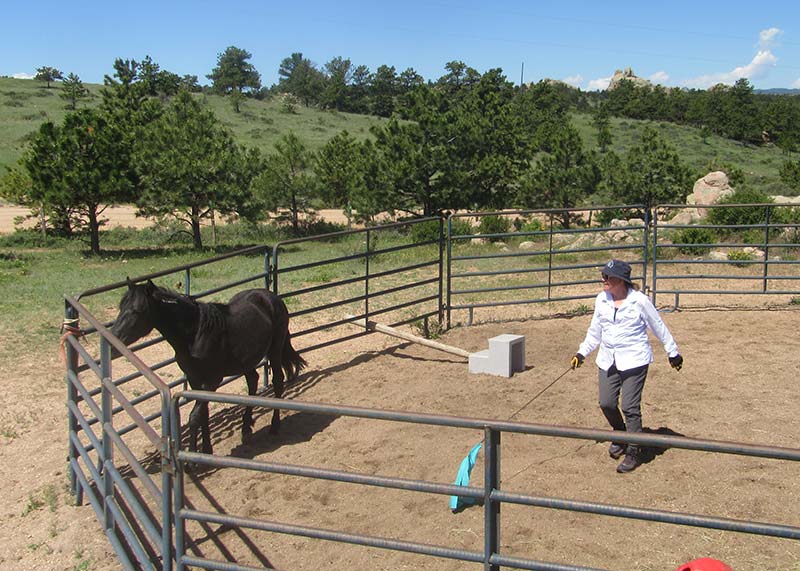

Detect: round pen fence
[652, 202, 800, 309]
[63, 206, 800, 570]
[446, 206, 649, 327]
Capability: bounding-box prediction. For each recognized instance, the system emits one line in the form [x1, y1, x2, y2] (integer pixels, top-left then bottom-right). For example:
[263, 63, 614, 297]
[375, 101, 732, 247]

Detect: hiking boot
[608, 442, 626, 460]
[616, 447, 640, 474]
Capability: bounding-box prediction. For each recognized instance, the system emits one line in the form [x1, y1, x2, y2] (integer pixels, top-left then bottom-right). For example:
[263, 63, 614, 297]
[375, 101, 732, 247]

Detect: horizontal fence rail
[170, 391, 800, 571]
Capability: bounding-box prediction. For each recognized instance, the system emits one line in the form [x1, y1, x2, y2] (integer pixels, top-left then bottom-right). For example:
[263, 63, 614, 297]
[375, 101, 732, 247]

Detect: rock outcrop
[607, 67, 652, 90]
[687, 171, 735, 214]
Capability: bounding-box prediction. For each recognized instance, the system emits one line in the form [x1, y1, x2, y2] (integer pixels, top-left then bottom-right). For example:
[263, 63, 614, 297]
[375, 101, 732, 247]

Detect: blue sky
[3, 1, 800, 90]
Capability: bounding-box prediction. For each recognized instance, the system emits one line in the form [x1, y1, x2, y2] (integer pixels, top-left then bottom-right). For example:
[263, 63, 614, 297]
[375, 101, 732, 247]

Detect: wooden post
[345, 314, 469, 359]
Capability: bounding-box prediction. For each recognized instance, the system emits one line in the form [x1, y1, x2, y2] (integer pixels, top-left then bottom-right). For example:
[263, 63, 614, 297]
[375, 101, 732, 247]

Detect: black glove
[570, 353, 585, 370]
[669, 354, 683, 371]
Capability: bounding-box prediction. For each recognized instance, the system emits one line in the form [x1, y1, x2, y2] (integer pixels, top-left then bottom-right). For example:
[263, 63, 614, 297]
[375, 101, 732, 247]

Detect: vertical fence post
[183, 268, 191, 296]
[763, 205, 772, 293]
[264, 249, 271, 290]
[64, 301, 82, 503]
[547, 214, 554, 301]
[483, 427, 500, 571]
[643, 207, 651, 293]
[170, 400, 186, 571]
[365, 228, 371, 322]
[446, 215, 453, 330]
[438, 215, 445, 330]
[161, 392, 174, 571]
[272, 245, 280, 295]
[100, 338, 114, 533]
[651, 207, 659, 306]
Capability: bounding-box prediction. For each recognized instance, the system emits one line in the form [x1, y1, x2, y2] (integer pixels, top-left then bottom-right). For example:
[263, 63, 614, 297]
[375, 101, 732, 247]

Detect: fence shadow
[183, 475, 275, 569]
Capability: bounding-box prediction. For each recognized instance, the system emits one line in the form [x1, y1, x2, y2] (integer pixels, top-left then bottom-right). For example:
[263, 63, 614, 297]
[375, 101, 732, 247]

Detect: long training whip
[506, 366, 574, 422]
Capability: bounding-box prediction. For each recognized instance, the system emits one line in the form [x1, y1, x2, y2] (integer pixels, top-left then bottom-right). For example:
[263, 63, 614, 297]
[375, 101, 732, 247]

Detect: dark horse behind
[111, 280, 306, 454]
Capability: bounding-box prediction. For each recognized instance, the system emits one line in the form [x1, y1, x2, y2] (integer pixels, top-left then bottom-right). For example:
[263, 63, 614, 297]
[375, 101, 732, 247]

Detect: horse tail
[282, 333, 307, 379]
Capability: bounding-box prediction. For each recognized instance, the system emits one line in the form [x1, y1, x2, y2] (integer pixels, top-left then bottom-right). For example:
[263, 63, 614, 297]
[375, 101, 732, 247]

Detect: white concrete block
[468, 334, 526, 377]
[468, 349, 490, 374]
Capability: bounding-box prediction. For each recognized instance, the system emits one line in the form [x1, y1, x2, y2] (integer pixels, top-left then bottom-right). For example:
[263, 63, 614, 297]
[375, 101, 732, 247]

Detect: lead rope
[506, 366, 574, 422]
[504, 365, 591, 483]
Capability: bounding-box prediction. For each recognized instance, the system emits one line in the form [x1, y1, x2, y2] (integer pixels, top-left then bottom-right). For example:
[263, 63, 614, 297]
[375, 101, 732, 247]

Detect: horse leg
[242, 370, 259, 443]
[198, 401, 212, 454]
[187, 400, 208, 454]
[268, 349, 285, 435]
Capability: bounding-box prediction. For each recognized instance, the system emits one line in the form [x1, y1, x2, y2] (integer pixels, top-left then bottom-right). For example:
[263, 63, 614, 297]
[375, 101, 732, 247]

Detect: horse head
[111, 279, 161, 345]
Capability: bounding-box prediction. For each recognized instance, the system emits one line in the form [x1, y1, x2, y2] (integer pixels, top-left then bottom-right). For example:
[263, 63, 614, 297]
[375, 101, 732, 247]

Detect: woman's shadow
[638, 426, 687, 466]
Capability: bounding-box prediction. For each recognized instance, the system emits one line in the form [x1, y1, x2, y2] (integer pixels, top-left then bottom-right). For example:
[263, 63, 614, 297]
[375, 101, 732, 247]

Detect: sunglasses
[601, 274, 612, 281]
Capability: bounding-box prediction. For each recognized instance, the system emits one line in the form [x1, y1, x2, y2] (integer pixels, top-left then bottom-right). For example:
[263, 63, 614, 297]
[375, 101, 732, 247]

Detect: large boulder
[685, 171, 735, 217]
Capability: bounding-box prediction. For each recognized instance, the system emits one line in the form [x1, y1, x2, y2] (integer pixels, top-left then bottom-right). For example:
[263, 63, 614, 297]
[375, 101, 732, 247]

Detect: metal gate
[63, 208, 800, 569]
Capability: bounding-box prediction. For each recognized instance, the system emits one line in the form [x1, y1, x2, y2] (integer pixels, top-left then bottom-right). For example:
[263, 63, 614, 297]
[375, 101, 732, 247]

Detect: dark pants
[598, 363, 648, 438]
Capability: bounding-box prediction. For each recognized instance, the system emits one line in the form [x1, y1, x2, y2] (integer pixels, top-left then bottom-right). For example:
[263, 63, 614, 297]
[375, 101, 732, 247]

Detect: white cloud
[758, 27, 783, 49]
[682, 49, 777, 89]
[562, 74, 583, 87]
[12, 72, 34, 79]
[649, 71, 669, 85]
[587, 76, 612, 91]
[792, 78, 800, 89]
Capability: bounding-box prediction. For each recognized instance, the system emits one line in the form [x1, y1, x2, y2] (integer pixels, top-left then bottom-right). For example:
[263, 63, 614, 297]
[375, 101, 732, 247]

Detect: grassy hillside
[572, 112, 799, 196]
[2, 77, 798, 196]
[0, 77, 387, 173]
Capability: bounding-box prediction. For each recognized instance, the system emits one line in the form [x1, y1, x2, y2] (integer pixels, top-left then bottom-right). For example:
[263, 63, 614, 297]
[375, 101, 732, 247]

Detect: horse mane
[196, 300, 227, 338]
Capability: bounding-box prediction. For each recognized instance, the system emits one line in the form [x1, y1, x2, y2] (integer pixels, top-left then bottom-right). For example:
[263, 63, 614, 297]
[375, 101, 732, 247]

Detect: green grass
[0, 77, 386, 172]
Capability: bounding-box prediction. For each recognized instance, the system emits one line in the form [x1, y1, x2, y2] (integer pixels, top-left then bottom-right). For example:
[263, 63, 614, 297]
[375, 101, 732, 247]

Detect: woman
[571, 259, 683, 473]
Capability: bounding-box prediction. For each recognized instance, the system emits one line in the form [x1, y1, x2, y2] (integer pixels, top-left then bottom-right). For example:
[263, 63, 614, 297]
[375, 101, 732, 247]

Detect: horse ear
[126, 277, 134, 290]
[145, 280, 157, 294]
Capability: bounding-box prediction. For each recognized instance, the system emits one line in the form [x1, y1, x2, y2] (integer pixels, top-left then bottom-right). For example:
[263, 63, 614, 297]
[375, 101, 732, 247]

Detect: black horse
[111, 280, 306, 454]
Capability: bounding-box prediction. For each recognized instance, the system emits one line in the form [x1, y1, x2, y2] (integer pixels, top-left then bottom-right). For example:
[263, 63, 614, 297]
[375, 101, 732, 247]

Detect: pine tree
[59, 73, 90, 110]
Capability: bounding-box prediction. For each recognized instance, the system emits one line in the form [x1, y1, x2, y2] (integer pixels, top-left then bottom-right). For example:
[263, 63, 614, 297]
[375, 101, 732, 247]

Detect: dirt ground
[2, 298, 799, 570]
[0, 205, 352, 234]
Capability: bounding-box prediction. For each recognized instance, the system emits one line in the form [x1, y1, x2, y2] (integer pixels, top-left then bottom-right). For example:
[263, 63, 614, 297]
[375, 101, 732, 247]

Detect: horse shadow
[637, 426, 687, 466]
[190, 345, 412, 464]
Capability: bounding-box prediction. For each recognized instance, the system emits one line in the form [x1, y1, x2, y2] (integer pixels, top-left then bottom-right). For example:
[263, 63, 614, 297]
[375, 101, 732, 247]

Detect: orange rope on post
[58, 318, 83, 365]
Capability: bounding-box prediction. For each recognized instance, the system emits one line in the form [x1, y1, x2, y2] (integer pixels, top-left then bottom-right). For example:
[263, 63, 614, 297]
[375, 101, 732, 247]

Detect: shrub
[707, 187, 774, 230]
[514, 217, 544, 233]
[450, 218, 473, 235]
[727, 249, 754, 267]
[410, 220, 442, 243]
[477, 215, 511, 239]
[0, 228, 70, 249]
[672, 227, 716, 255]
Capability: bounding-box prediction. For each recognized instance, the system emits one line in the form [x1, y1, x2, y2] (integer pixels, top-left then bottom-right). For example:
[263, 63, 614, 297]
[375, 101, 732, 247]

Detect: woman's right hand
[570, 353, 585, 370]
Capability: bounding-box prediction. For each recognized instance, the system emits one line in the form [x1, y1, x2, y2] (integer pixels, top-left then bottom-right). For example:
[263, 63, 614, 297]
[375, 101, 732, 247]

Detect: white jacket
[578, 289, 679, 372]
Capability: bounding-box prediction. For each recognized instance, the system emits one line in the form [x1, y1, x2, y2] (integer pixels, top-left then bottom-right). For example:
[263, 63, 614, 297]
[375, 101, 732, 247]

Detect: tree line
[6, 50, 800, 254]
[35, 46, 800, 151]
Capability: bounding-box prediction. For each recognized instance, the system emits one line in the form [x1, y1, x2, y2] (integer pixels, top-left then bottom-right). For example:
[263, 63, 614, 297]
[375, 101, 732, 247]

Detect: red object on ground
[675, 557, 732, 571]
